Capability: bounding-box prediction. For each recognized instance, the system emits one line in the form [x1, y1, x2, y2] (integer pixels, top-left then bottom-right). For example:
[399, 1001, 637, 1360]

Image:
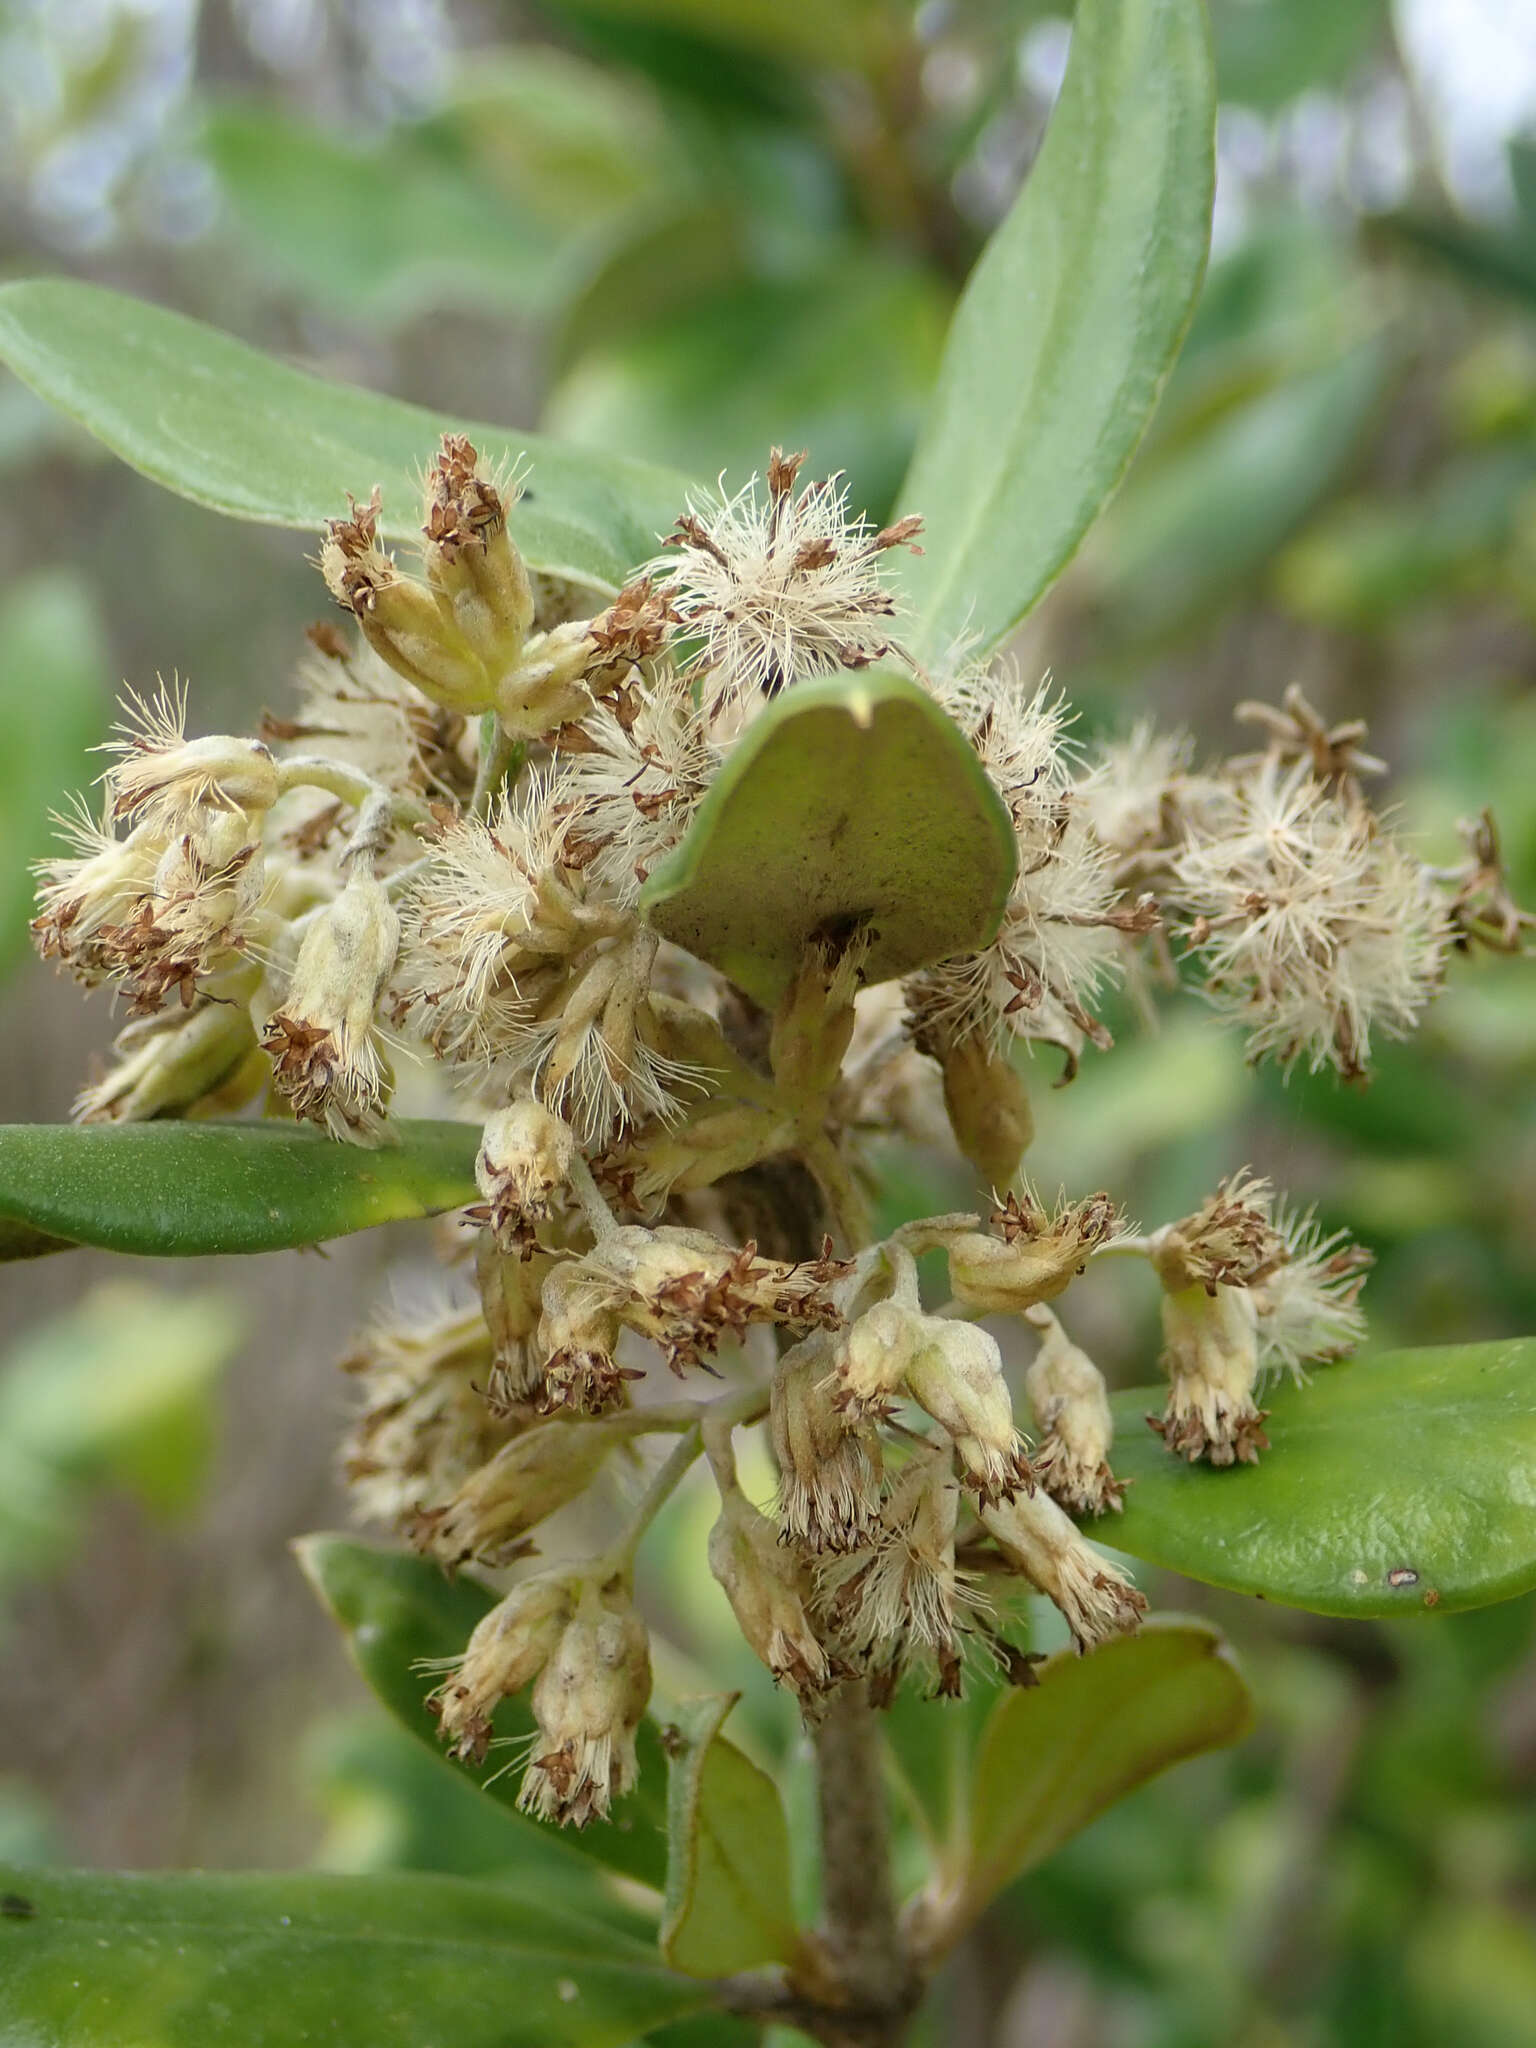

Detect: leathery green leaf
[0, 1866, 707, 2048]
[295, 1534, 671, 1892]
[897, 0, 1215, 658]
[1105, 1341, 1536, 1616]
[0, 1119, 479, 1258]
[0, 279, 693, 592]
[659, 1693, 799, 1978]
[639, 671, 1016, 1006]
[954, 1621, 1252, 1929]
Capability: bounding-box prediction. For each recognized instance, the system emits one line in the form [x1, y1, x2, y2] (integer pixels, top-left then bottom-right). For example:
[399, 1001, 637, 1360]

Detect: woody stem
[808, 1683, 923, 2045]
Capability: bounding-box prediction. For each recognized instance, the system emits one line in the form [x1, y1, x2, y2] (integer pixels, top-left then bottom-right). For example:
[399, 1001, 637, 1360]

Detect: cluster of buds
[29, 437, 1527, 1830]
[426, 1569, 650, 1828]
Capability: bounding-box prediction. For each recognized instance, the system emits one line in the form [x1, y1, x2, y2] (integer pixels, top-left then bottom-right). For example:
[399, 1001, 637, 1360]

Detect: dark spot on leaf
[1, 1893, 37, 1919]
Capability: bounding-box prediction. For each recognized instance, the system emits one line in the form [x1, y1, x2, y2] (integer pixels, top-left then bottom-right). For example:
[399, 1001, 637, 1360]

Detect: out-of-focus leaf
[0, 1867, 708, 2048]
[0, 281, 693, 592]
[447, 46, 670, 226]
[1106, 1342, 1536, 1615]
[640, 672, 1016, 1007]
[1211, 0, 1387, 110]
[0, 1119, 479, 1259]
[1378, 210, 1536, 310]
[295, 1534, 671, 1891]
[1086, 342, 1386, 642]
[882, 1663, 1008, 1866]
[1275, 447, 1536, 628]
[952, 1622, 1251, 1929]
[0, 572, 107, 974]
[306, 1714, 654, 1942]
[898, 0, 1215, 658]
[546, 255, 950, 516]
[536, 0, 882, 73]
[206, 106, 576, 321]
[659, 1694, 799, 1978]
[0, 1283, 241, 1532]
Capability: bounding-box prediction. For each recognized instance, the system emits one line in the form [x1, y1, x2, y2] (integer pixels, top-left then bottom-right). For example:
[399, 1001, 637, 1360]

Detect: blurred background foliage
[1, 1, 1534, 2043]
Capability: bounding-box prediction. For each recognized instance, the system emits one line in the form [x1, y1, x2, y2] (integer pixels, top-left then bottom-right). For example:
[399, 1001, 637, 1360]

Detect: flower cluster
[30, 439, 1525, 1829]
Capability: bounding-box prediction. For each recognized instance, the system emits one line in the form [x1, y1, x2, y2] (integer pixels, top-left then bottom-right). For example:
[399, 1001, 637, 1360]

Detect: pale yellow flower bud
[1153, 1280, 1268, 1467]
[521, 1583, 652, 1827]
[475, 1101, 576, 1256]
[935, 1188, 1120, 1314]
[905, 1320, 1032, 1505]
[422, 435, 535, 678]
[937, 1028, 1034, 1192]
[1023, 1306, 1123, 1515]
[429, 1572, 574, 1764]
[821, 1444, 972, 1703]
[708, 1486, 834, 1706]
[73, 999, 260, 1125]
[534, 1260, 633, 1415]
[322, 488, 495, 713]
[981, 1488, 1146, 1653]
[837, 1299, 926, 1419]
[772, 1330, 883, 1553]
[410, 1413, 626, 1567]
[260, 868, 399, 1143]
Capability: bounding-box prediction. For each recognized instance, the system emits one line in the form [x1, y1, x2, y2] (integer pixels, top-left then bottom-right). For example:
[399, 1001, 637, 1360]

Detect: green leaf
[640, 671, 1016, 1007]
[0, 1119, 478, 1260]
[896, 0, 1215, 658]
[296, 1534, 671, 1892]
[0, 571, 108, 976]
[205, 105, 576, 322]
[0, 1283, 241, 1553]
[1210, 0, 1387, 111]
[546, 255, 950, 517]
[0, 280, 693, 592]
[0, 1867, 707, 2048]
[1105, 1342, 1536, 1616]
[956, 1620, 1252, 1928]
[659, 1694, 799, 1978]
[1086, 341, 1386, 644]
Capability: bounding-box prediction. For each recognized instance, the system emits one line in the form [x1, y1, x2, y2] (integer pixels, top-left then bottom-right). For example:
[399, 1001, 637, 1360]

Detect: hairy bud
[534, 1260, 635, 1415]
[475, 1101, 576, 1256]
[410, 1413, 626, 1567]
[981, 1488, 1146, 1653]
[260, 867, 399, 1142]
[422, 435, 535, 677]
[772, 1331, 883, 1553]
[1152, 1280, 1268, 1467]
[708, 1485, 835, 1707]
[1023, 1306, 1123, 1515]
[520, 1582, 652, 1827]
[429, 1571, 574, 1764]
[930, 1188, 1120, 1314]
[904, 1319, 1033, 1505]
[937, 1029, 1034, 1191]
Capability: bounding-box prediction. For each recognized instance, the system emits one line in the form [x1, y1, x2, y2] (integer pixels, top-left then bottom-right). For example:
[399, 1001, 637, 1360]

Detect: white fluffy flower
[558, 667, 717, 903]
[909, 669, 1134, 1066]
[1172, 763, 1447, 1076]
[647, 450, 921, 706]
[1253, 1207, 1371, 1381]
